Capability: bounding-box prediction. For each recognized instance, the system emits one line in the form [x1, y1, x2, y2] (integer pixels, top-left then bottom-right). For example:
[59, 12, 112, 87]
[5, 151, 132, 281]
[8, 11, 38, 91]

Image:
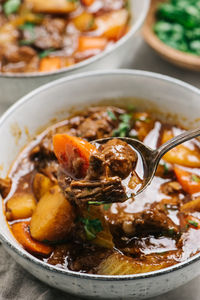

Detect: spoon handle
[155, 127, 200, 161]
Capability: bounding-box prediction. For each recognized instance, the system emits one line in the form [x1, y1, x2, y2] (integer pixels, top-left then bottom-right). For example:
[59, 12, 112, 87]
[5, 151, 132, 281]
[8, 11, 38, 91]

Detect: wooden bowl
[142, 0, 200, 71]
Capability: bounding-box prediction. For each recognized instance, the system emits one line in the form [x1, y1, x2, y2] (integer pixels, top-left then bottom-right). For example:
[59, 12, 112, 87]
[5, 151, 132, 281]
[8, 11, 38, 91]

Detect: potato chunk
[97, 253, 175, 275]
[6, 193, 37, 221]
[33, 173, 53, 200]
[82, 206, 114, 249]
[30, 185, 75, 242]
[25, 0, 77, 14]
[95, 9, 129, 40]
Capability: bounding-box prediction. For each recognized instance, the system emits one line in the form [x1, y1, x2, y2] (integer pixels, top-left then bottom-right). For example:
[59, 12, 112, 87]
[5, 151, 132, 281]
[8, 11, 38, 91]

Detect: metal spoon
[92, 127, 200, 197]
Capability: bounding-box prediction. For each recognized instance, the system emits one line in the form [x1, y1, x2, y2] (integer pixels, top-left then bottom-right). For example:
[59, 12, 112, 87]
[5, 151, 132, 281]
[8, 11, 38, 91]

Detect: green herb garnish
[188, 220, 198, 227]
[3, 0, 21, 16]
[103, 204, 112, 211]
[107, 110, 117, 121]
[19, 22, 35, 31]
[154, 0, 200, 56]
[19, 22, 35, 45]
[39, 48, 55, 59]
[88, 201, 105, 205]
[119, 114, 132, 123]
[163, 162, 169, 175]
[81, 218, 103, 240]
[191, 174, 200, 183]
[113, 113, 132, 137]
[168, 228, 175, 235]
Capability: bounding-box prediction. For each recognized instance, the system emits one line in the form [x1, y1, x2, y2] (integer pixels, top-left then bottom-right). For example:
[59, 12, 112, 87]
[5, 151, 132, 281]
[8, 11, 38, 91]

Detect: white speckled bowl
[0, 0, 150, 105]
[0, 70, 200, 299]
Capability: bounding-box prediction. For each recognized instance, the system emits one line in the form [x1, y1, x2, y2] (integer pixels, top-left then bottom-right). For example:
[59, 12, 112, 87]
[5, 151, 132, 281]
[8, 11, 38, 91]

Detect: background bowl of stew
[0, 69, 200, 299]
[0, 0, 149, 105]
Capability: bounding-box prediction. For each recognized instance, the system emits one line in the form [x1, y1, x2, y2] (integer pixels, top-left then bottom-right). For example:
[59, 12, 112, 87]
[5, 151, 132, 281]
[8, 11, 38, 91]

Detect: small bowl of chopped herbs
[143, 0, 200, 71]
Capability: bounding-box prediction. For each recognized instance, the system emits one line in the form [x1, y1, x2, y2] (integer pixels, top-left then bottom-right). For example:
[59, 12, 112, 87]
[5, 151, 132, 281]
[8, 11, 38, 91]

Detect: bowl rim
[0, 69, 200, 281]
[0, 0, 150, 79]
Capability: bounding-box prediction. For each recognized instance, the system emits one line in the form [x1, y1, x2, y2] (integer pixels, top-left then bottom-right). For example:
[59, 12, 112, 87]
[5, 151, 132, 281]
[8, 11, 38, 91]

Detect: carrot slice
[174, 166, 200, 194]
[78, 36, 107, 52]
[81, 0, 94, 6]
[12, 222, 53, 256]
[53, 134, 97, 178]
[39, 57, 62, 72]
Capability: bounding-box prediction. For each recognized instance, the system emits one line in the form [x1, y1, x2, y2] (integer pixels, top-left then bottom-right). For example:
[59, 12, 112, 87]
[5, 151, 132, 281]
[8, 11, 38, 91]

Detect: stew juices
[0, 0, 130, 73]
[1, 106, 200, 275]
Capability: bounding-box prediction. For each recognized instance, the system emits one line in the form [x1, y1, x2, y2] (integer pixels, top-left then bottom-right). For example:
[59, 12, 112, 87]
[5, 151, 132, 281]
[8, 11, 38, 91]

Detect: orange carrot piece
[39, 57, 62, 72]
[53, 134, 97, 178]
[81, 0, 94, 6]
[78, 36, 107, 52]
[174, 166, 200, 194]
[12, 222, 53, 256]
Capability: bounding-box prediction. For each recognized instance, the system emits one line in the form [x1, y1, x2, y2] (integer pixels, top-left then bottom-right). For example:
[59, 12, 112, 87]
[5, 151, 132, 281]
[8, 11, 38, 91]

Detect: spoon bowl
[92, 127, 200, 199]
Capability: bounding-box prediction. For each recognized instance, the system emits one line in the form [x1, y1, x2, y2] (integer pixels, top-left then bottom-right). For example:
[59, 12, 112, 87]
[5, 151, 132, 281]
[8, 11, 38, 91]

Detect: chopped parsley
[19, 22, 35, 31]
[113, 113, 132, 137]
[107, 110, 117, 121]
[191, 174, 200, 183]
[119, 113, 132, 123]
[103, 204, 112, 211]
[81, 218, 103, 240]
[88, 201, 105, 205]
[39, 48, 55, 59]
[19, 22, 35, 46]
[163, 162, 169, 175]
[188, 220, 198, 228]
[3, 0, 21, 16]
[168, 228, 175, 235]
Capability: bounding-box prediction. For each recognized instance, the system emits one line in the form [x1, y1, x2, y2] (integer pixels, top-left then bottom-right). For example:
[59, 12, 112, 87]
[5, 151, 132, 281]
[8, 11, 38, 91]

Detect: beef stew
[0, 0, 130, 73]
[1, 105, 200, 275]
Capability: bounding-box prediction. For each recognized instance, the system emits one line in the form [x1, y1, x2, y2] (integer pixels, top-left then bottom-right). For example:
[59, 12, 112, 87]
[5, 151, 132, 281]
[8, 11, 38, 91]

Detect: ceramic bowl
[143, 0, 200, 71]
[0, 70, 200, 299]
[0, 0, 150, 105]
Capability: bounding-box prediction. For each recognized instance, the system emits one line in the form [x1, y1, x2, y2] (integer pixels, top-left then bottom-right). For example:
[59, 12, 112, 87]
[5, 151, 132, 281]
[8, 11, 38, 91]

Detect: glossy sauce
[1, 106, 200, 274]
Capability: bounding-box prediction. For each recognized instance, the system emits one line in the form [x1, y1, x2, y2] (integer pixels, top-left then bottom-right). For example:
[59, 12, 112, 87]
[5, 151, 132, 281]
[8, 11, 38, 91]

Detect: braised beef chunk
[66, 177, 127, 206]
[78, 107, 125, 140]
[134, 203, 179, 235]
[86, 152, 106, 180]
[63, 138, 137, 205]
[22, 18, 66, 50]
[1, 46, 39, 73]
[160, 181, 182, 195]
[99, 139, 138, 179]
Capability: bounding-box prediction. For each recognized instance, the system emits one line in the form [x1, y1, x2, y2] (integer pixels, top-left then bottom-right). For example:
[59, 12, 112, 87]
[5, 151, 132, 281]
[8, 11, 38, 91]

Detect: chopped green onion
[3, 0, 21, 16]
[39, 48, 55, 59]
[188, 220, 198, 227]
[81, 218, 103, 240]
[107, 110, 117, 121]
[191, 174, 200, 183]
[103, 204, 112, 211]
